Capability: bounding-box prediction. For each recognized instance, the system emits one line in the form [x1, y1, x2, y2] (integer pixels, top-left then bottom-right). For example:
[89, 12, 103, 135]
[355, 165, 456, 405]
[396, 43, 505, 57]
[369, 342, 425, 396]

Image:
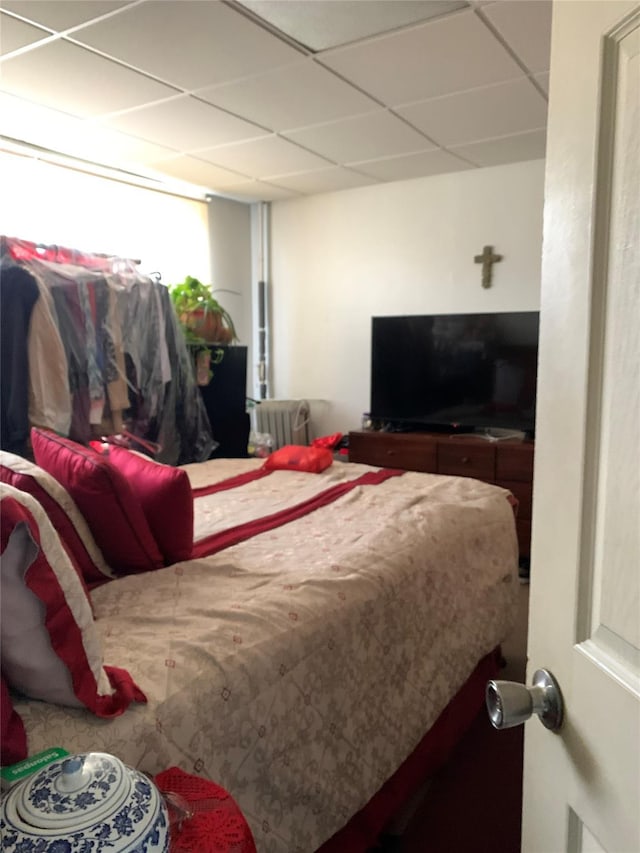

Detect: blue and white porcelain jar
[0, 752, 169, 852]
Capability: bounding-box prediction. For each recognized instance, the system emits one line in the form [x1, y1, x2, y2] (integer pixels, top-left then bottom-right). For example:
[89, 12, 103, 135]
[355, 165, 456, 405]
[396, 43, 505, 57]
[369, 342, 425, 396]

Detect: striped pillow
[31, 429, 164, 576]
[0, 484, 146, 718]
[0, 450, 113, 587]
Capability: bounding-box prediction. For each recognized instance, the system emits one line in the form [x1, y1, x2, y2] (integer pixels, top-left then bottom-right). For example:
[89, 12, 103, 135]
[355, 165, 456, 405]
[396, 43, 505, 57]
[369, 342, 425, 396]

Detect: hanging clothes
[0, 236, 215, 464]
[27, 267, 72, 437]
[0, 262, 39, 454]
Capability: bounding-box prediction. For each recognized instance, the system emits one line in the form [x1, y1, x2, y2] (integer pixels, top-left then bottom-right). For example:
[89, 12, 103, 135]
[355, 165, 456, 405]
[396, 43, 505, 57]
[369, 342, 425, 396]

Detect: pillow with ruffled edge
[0, 450, 114, 588]
[262, 444, 334, 474]
[31, 428, 163, 576]
[97, 445, 194, 564]
[0, 484, 146, 718]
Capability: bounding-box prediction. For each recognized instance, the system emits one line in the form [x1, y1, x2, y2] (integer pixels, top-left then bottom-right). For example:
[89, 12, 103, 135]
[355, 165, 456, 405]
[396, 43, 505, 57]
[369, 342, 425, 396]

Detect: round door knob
[486, 668, 564, 732]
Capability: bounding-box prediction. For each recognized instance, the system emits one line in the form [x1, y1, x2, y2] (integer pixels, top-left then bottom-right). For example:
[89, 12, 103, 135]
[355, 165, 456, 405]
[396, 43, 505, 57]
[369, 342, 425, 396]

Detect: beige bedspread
[15, 459, 519, 853]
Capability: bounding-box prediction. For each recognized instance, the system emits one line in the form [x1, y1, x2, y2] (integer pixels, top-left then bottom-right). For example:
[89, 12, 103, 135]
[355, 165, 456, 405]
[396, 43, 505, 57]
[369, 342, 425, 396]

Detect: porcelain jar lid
[1, 752, 169, 852]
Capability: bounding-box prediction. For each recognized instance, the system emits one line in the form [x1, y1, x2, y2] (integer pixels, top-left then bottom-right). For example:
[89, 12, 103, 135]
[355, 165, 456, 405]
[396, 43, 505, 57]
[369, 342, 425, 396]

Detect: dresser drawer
[496, 442, 535, 482]
[437, 442, 496, 481]
[348, 433, 437, 473]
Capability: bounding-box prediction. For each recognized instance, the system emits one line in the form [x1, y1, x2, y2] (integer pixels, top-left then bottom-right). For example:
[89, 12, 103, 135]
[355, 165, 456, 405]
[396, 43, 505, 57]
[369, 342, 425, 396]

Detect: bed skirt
[317, 648, 502, 852]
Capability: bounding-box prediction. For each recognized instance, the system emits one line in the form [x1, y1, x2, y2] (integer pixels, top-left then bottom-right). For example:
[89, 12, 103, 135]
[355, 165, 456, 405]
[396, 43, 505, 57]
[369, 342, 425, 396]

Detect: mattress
[14, 458, 519, 852]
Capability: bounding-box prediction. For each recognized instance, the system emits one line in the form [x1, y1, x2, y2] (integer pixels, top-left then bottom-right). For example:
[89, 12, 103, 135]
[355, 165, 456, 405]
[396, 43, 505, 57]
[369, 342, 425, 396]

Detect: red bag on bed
[262, 444, 333, 473]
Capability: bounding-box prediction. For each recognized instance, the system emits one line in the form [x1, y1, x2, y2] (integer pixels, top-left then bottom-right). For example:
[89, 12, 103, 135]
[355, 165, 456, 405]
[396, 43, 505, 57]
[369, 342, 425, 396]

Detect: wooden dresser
[348, 430, 535, 559]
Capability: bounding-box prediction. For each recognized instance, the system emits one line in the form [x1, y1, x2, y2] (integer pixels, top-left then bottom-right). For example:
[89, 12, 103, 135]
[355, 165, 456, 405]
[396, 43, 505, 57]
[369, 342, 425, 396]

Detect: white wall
[269, 159, 546, 438]
[207, 195, 253, 391]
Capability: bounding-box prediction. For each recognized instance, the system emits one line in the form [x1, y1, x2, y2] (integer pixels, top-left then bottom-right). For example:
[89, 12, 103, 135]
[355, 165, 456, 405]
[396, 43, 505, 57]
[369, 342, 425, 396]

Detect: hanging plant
[168, 275, 238, 345]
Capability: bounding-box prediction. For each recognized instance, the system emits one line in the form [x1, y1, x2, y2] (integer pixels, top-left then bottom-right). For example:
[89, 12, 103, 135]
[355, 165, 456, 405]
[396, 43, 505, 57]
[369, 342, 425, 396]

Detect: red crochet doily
[154, 766, 257, 853]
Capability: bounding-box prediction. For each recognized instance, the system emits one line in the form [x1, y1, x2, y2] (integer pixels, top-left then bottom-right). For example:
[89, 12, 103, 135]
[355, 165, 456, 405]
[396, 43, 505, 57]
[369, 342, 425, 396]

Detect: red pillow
[0, 450, 113, 587]
[262, 444, 333, 473]
[31, 428, 163, 576]
[0, 485, 146, 719]
[100, 446, 194, 564]
[1, 672, 27, 765]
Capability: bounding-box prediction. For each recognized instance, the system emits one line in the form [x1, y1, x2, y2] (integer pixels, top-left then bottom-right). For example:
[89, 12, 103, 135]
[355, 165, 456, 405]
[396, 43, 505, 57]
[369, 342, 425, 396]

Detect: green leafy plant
[168, 275, 238, 344]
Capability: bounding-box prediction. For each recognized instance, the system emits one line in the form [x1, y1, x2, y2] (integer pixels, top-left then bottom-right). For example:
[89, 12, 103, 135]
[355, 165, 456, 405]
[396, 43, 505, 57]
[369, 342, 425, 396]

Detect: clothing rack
[0, 235, 215, 465]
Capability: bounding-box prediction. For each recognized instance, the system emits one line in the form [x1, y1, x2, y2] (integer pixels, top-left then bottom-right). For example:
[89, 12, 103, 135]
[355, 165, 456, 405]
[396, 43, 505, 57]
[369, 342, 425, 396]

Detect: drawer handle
[461, 456, 470, 464]
[386, 450, 395, 456]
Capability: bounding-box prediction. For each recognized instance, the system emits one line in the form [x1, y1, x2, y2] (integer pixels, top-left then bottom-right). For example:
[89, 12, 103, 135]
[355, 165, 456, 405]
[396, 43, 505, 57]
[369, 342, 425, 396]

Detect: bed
[1, 440, 519, 853]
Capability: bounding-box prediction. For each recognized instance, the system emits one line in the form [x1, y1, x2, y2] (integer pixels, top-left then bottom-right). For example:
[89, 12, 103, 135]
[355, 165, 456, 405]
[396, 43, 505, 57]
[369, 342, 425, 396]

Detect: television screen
[370, 311, 540, 435]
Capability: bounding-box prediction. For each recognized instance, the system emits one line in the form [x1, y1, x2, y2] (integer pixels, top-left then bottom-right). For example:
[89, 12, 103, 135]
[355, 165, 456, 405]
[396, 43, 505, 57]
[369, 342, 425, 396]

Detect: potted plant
[168, 275, 238, 345]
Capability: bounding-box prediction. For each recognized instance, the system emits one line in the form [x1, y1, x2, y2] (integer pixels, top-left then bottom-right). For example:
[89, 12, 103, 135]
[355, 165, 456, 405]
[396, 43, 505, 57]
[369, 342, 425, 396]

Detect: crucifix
[474, 245, 502, 289]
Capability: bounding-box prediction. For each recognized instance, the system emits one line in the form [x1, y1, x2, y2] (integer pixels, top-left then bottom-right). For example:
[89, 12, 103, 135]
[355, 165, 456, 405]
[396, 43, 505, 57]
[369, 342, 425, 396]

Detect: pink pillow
[0, 485, 146, 718]
[262, 444, 334, 473]
[31, 428, 163, 576]
[101, 446, 194, 564]
[0, 450, 113, 587]
[1, 672, 27, 765]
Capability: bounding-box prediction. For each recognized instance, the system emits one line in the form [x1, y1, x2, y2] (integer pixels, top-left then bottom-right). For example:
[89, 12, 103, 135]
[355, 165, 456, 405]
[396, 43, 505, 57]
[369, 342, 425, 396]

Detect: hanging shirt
[0, 263, 39, 455]
[27, 268, 72, 437]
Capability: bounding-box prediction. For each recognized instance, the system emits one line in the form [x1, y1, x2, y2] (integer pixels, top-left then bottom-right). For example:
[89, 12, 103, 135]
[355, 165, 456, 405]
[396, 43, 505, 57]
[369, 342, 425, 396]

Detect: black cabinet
[196, 346, 250, 458]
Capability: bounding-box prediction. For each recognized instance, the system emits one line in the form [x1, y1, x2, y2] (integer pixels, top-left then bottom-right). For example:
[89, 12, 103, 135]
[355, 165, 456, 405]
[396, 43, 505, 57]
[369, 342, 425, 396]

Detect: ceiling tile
[149, 155, 248, 188]
[1, 1, 131, 32]
[0, 11, 50, 55]
[268, 166, 378, 195]
[284, 111, 435, 164]
[217, 180, 300, 202]
[319, 8, 523, 105]
[236, 0, 468, 51]
[0, 38, 178, 117]
[535, 71, 549, 96]
[71, 0, 303, 90]
[450, 127, 547, 167]
[102, 95, 269, 152]
[482, 0, 551, 74]
[0, 90, 174, 164]
[196, 59, 379, 132]
[196, 135, 331, 178]
[397, 77, 547, 147]
[71, 127, 177, 170]
[350, 148, 474, 182]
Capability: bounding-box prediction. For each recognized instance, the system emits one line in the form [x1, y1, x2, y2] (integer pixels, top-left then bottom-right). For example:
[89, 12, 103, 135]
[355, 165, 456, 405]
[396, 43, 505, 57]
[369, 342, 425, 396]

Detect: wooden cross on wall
[474, 245, 502, 288]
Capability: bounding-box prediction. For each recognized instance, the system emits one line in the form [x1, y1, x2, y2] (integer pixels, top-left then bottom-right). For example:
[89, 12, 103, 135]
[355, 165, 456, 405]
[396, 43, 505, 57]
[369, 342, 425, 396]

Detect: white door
[521, 1, 640, 852]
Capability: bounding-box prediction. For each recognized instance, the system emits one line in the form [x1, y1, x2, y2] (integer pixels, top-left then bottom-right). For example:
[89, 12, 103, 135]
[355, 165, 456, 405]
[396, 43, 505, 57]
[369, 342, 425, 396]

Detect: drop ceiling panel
[1, 1, 131, 32]
[196, 59, 379, 132]
[269, 166, 377, 195]
[450, 127, 547, 167]
[285, 111, 435, 164]
[148, 155, 248, 188]
[0, 38, 178, 117]
[236, 0, 469, 51]
[535, 72, 549, 96]
[102, 95, 269, 152]
[319, 8, 523, 106]
[0, 11, 50, 55]
[397, 77, 547, 147]
[197, 134, 331, 178]
[0, 90, 175, 165]
[0, 0, 552, 202]
[351, 148, 475, 182]
[219, 179, 298, 202]
[70, 0, 304, 90]
[482, 0, 552, 74]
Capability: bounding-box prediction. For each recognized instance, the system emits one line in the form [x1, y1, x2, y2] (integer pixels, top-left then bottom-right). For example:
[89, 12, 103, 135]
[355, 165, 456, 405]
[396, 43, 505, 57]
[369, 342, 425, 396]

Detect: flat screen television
[369, 311, 540, 436]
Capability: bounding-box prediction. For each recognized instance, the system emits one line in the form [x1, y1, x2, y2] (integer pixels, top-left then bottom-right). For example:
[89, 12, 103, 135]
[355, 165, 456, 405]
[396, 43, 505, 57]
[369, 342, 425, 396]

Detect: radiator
[255, 399, 310, 449]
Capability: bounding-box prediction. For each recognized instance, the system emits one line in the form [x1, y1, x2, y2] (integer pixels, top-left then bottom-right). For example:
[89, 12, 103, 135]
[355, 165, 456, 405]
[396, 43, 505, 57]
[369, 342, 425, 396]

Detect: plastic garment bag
[0, 236, 215, 465]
